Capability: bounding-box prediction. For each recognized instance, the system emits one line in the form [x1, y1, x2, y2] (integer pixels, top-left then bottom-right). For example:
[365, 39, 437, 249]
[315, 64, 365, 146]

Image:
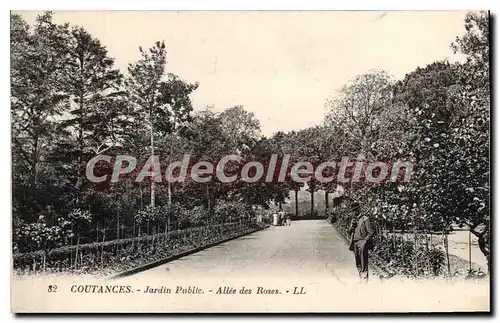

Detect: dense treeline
[11, 12, 291, 260]
[12, 12, 489, 275]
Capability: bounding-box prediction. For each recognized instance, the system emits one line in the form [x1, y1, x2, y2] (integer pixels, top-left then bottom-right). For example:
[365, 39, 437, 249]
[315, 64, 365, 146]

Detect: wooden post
[42, 253, 46, 273]
[75, 236, 80, 269]
[140, 188, 143, 209]
[70, 223, 73, 268]
[424, 226, 429, 274]
[101, 230, 105, 268]
[117, 209, 120, 240]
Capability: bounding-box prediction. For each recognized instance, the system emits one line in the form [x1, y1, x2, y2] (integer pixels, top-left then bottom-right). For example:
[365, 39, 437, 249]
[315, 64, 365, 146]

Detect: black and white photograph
[9, 10, 490, 313]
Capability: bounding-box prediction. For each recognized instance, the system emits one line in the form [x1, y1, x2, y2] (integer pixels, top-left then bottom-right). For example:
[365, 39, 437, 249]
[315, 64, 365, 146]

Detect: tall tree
[155, 74, 198, 205]
[219, 105, 262, 154]
[57, 26, 123, 196]
[11, 12, 69, 220]
[125, 41, 167, 210]
[450, 11, 490, 271]
[325, 70, 393, 158]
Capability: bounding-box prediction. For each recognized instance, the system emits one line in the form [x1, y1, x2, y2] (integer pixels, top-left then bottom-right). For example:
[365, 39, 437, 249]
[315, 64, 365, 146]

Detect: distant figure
[279, 212, 285, 226]
[286, 214, 292, 226]
[347, 202, 375, 282]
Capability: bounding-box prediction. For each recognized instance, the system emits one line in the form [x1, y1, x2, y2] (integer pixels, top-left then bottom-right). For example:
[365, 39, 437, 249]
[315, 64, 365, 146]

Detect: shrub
[372, 235, 445, 277]
[213, 201, 254, 224]
[180, 205, 208, 228]
[424, 247, 446, 276]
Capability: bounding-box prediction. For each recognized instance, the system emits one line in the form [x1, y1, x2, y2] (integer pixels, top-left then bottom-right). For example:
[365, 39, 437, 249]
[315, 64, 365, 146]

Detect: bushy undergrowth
[371, 235, 445, 277]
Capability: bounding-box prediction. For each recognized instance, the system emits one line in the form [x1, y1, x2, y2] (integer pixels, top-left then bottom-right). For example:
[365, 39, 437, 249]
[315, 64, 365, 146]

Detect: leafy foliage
[324, 12, 490, 274]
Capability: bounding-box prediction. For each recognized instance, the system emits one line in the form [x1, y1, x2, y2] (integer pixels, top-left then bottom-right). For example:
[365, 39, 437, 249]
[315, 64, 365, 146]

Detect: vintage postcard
[10, 10, 490, 313]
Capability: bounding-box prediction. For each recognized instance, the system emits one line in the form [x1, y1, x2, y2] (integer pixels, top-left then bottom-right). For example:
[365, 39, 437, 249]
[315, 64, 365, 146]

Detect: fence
[13, 221, 263, 275]
[329, 209, 449, 277]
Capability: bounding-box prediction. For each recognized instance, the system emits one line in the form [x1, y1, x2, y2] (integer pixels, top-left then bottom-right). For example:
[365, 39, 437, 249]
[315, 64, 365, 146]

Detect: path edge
[110, 225, 269, 280]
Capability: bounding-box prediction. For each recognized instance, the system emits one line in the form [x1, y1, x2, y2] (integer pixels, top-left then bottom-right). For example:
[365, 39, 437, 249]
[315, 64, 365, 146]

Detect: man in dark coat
[347, 202, 375, 281]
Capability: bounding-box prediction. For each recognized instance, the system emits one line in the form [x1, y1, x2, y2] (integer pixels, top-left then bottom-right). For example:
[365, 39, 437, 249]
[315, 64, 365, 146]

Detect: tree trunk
[475, 229, 490, 274]
[424, 227, 428, 251]
[443, 227, 451, 276]
[468, 230, 472, 272]
[165, 222, 168, 244]
[206, 184, 211, 215]
[325, 191, 329, 212]
[310, 189, 315, 216]
[166, 141, 173, 235]
[150, 110, 155, 209]
[168, 142, 173, 206]
[294, 188, 299, 217]
[75, 85, 85, 200]
[32, 135, 39, 185]
[29, 135, 39, 219]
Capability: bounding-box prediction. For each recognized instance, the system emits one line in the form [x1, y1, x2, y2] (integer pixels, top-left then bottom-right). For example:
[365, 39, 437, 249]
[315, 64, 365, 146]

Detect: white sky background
[17, 11, 469, 136]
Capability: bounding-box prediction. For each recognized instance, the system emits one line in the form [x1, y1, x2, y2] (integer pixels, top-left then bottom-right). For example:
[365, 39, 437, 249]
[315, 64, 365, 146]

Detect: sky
[16, 11, 469, 136]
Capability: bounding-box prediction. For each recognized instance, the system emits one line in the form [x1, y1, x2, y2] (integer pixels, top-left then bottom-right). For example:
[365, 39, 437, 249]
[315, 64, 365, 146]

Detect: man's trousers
[353, 239, 369, 281]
